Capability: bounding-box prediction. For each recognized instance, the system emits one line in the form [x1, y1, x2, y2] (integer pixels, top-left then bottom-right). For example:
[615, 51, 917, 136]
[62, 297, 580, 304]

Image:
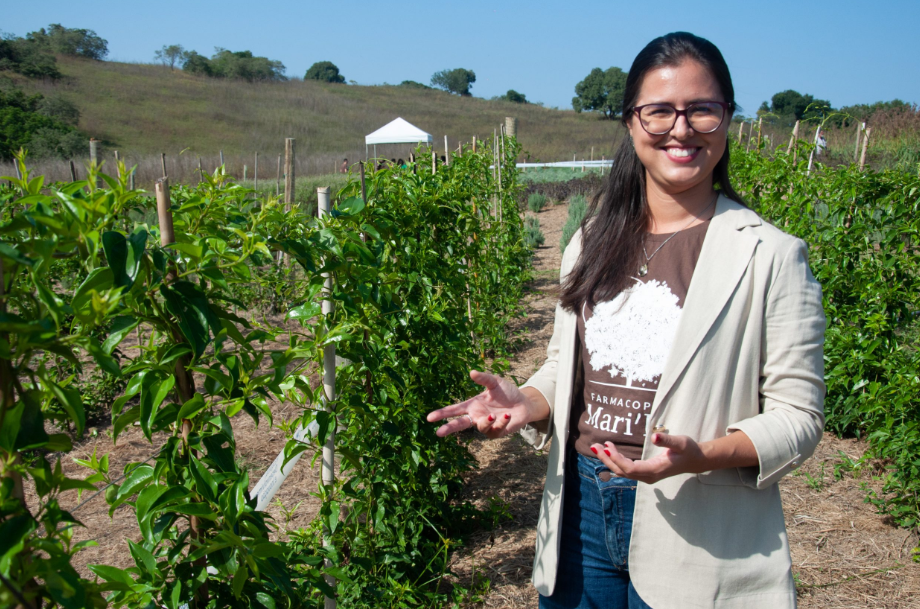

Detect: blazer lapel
[652, 196, 762, 413]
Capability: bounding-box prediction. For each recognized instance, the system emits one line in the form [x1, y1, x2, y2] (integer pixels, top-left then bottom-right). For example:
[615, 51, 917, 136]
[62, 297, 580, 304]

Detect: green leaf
[287, 302, 321, 320]
[114, 464, 155, 504]
[189, 455, 218, 503]
[73, 267, 115, 313]
[140, 374, 175, 441]
[127, 539, 157, 576]
[158, 344, 193, 367]
[159, 281, 220, 357]
[48, 381, 85, 437]
[112, 405, 140, 442]
[177, 393, 207, 421]
[87, 564, 137, 586]
[333, 196, 366, 217]
[102, 315, 139, 355]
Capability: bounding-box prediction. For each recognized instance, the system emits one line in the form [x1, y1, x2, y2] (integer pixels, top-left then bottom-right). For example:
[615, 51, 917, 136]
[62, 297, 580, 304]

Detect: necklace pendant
[638, 264, 648, 277]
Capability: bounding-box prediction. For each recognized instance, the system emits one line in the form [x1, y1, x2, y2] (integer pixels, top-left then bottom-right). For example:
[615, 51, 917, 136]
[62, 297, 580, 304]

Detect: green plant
[305, 61, 345, 84]
[0, 138, 527, 608]
[561, 194, 588, 252]
[430, 68, 476, 96]
[731, 138, 920, 531]
[523, 216, 545, 249]
[572, 66, 628, 118]
[527, 192, 547, 213]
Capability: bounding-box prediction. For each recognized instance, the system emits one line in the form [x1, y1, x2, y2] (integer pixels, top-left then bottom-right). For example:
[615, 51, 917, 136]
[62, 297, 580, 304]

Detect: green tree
[181, 50, 212, 76]
[398, 80, 431, 90]
[499, 89, 528, 104]
[305, 60, 345, 83]
[572, 66, 627, 119]
[0, 35, 60, 79]
[763, 90, 832, 123]
[0, 86, 83, 159]
[430, 68, 476, 96]
[154, 44, 186, 69]
[27, 23, 108, 60]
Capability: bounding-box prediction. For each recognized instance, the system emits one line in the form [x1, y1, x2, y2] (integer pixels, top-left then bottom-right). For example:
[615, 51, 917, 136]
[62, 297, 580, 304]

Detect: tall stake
[807, 125, 821, 175]
[219, 150, 224, 167]
[787, 120, 800, 159]
[69, 160, 77, 182]
[472, 136, 477, 153]
[853, 122, 864, 163]
[756, 118, 763, 149]
[431, 150, 437, 175]
[254, 152, 259, 191]
[444, 135, 449, 165]
[198, 157, 203, 185]
[114, 150, 122, 179]
[155, 178, 206, 608]
[283, 139, 295, 209]
[317, 187, 337, 609]
[160, 153, 167, 179]
[275, 154, 282, 197]
[859, 127, 872, 171]
[738, 121, 744, 142]
[89, 138, 100, 188]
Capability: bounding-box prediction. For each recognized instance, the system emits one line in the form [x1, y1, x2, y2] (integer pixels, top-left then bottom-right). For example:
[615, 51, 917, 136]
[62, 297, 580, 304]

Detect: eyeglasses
[629, 101, 732, 135]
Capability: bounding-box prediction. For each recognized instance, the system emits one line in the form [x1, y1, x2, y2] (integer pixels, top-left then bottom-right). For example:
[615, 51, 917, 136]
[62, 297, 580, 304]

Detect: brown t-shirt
[570, 220, 710, 459]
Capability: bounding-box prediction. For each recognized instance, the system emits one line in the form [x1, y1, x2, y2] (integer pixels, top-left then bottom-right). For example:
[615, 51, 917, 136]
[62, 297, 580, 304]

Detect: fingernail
[590, 447, 598, 455]
[504, 414, 511, 420]
[604, 449, 611, 457]
[488, 415, 495, 422]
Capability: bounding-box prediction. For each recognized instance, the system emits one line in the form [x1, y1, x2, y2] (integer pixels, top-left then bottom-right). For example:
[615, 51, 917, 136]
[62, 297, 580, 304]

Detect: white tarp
[365, 117, 433, 145]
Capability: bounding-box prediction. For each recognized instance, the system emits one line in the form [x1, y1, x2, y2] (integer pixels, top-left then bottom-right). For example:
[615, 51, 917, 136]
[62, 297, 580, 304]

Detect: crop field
[2, 118, 920, 609]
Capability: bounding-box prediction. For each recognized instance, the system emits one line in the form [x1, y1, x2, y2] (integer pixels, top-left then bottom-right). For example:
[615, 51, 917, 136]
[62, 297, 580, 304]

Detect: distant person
[339, 158, 348, 173]
[397, 158, 405, 168]
[816, 131, 827, 156]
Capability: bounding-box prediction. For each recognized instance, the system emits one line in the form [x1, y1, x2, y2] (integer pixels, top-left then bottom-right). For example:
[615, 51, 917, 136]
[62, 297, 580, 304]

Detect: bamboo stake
[859, 127, 872, 171]
[317, 186, 337, 609]
[114, 150, 121, 179]
[283, 139, 294, 208]
[243, 165, 247, 182]
[69, 160, 77, 182]
[432, 150, 437, 175]
[219, 149, 224, 167]
[198, 157, 203, 185]
[853, 122, 864, 163]
[738, 121, 744, 142]
[472, 136, 477, 153]
[254, 152, 259, 191]
[89, 138, 100, 188]
[787, 120, 800, 158]
[756, 118, 763, 149]
[444, 135, 449, 165]
[746, 121, 754, 152]
[276, 154, 282, 197]
[160, 153, 167, 179]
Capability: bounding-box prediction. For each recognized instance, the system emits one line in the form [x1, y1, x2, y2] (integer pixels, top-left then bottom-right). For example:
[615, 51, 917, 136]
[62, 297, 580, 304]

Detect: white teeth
[667, 148, 697, 158]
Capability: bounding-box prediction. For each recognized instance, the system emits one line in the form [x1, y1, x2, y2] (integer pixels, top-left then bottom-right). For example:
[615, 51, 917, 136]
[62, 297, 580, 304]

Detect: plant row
[0, 137, 529, 608]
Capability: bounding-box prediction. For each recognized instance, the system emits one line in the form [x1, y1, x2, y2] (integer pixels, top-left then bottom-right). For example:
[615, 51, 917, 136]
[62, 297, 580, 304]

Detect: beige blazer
[520, 196, 826, 609]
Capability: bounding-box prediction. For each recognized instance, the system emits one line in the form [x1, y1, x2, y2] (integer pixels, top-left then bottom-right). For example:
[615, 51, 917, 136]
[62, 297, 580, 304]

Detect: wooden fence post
[859, 127, 872, 171]
[504, 116, 517, 138]
[275, 154, 282, 197]
[317, 186, 337, 609]
[155, 178, 207, 607]
[198, 157, 203, 185]
[243, 165, 247, 182]
[472, 136, 477, 153]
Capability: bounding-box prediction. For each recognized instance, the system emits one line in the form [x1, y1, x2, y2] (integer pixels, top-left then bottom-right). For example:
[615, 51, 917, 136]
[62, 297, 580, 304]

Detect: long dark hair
[560, 32, 745, 312]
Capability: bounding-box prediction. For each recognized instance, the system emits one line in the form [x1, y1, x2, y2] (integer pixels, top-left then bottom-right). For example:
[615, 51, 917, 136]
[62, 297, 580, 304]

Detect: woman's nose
[670, 114, 694, 138]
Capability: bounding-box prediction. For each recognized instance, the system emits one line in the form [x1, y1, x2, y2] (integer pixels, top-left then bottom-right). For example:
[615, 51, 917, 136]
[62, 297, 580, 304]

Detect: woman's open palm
[426, 370, 535, 439]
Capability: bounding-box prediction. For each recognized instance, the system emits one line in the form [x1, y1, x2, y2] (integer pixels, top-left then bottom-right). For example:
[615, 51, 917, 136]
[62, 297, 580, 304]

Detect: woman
[427, 32, 825, 609]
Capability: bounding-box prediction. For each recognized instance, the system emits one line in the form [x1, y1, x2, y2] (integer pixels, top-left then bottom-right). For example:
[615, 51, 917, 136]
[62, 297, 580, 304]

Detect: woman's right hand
[426, 370, 549, 439]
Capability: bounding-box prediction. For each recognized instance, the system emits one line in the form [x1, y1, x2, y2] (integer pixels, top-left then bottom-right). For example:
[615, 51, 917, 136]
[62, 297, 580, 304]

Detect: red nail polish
[604, 449, 611, 457]
[504, 414, 511, 419]
[488, 415, 495, 422]
[590, 447, 598, 455]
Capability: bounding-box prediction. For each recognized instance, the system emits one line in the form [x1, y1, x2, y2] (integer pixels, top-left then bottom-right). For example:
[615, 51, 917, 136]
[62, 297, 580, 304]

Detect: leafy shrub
[305, 61, 345, 83]
[731, 140, 920, 532]
[182, 47, 286, 81]
[527, 192, 547, 212]
[561, 194, 588, 252]
[523, 216, 545, 249]
[0, 86, 84, 159]
[0, 36, 60, 79]
[26, 23, 108, 60]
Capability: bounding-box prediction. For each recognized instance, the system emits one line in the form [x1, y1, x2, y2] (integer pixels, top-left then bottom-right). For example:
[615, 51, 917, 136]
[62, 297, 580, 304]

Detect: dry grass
[3, 56, 625, 185]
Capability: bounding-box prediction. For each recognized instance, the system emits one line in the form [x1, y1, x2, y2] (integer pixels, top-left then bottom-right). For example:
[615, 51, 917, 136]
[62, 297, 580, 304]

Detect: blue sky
[9, 1, 919, 115]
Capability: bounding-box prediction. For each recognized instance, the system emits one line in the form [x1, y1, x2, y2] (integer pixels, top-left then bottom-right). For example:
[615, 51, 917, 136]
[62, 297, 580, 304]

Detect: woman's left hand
[590, 433, 708, 484]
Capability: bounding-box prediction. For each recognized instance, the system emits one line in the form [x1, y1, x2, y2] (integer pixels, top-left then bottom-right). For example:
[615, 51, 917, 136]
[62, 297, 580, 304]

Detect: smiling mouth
[664, 147, 701, 158]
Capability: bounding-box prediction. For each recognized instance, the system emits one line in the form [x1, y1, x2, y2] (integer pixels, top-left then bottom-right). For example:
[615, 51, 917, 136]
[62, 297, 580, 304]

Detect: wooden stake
[504, 116, 517, 138]
[114, 150, 122, 179]
[160, 153, 167, 179]
[69, 160, 77, 182]
[472, 136, 477, 152]
[787, 120, 800, 156]
[254, 152, 259, 191]
[317, 186, 337, 609]
[444, 135, 449, 165]
[853, 122, 864, 163]
[89, 138, 100, 188]
[219, 149, 224, 167]
[198, 157, 203, 185]
[276, 154, 282, 197]
[738, 121, 744, 142]
[859, 127, 872, 171]
[243, 165, 247, 182]
[756, 118, 763, 148]
[432, 150, 437, 175]
[572, 153, 576, 172]
[129, 167, 135, 190]
[746, 121, 754, 152]
[591, 146, 594, 161]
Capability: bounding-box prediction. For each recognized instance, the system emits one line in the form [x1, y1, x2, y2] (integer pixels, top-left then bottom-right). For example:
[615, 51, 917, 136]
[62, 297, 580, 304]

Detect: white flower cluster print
[584, 279, 682, 384]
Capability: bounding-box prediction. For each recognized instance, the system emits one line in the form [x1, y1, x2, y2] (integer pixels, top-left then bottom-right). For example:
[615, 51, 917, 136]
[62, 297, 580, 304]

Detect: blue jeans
[538, 447, 652, 609]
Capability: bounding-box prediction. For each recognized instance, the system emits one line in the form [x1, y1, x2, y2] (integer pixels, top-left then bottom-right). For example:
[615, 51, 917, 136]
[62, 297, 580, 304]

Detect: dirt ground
[23, 198, 920, 607]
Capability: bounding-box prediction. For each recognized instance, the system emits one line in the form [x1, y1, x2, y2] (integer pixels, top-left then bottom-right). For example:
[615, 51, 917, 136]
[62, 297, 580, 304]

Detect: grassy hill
[10, 56, 625, 184]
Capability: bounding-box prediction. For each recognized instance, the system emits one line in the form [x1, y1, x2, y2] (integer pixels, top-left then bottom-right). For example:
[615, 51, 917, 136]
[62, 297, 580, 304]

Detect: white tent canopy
[365, 117, 432, 159]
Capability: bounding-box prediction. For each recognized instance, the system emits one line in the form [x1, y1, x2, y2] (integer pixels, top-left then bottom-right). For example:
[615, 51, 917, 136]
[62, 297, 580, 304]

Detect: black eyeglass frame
[628, 101, 734, 135]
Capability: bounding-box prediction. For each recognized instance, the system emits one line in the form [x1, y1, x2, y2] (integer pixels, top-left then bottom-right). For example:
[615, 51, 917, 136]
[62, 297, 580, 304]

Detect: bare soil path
[449, 200, 920, 608]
